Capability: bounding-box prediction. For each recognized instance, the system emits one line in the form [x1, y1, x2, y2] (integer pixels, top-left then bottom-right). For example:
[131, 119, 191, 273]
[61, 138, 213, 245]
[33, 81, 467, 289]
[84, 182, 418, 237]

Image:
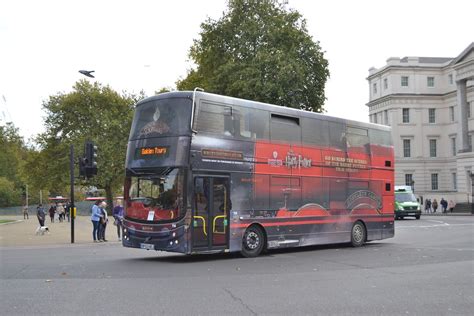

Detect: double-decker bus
[122, 90, 394, 257]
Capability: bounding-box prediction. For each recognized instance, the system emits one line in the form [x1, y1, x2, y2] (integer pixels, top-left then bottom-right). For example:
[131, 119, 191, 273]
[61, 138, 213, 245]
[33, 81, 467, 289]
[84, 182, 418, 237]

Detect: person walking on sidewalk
[91, 200, 102, 242]
[425, 199, 432, 213]
[440, 198, 448, 213]
[98, 201, 108, 242]
[432, 199, 438, 213]
[36, 204, 46, 227]
[112, 200, 124, 241]
[23, 205, 29, 219]
[57, 203, 65, 222]
[448, 200, 456, 213]
[48, 204, 55, 223]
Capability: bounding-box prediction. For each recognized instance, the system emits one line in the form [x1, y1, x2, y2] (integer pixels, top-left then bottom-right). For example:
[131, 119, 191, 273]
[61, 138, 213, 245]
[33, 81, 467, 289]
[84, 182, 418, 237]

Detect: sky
[1, 0, 473, 140]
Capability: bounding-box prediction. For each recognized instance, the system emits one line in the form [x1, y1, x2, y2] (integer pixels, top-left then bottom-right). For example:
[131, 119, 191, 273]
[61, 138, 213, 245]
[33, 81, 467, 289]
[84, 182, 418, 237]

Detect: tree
[177, 0, 329, 112]
[28, 80, 143, 211]
[0, 123, 29, 206]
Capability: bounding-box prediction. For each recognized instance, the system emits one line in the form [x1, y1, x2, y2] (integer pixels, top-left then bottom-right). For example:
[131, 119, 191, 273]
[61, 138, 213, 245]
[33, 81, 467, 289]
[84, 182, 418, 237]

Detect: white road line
[397, 223, 474, 229]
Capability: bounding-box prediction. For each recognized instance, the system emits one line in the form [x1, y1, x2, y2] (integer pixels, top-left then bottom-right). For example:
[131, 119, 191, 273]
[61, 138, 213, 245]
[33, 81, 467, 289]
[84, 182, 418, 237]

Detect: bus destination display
[135, 146, 169, 159]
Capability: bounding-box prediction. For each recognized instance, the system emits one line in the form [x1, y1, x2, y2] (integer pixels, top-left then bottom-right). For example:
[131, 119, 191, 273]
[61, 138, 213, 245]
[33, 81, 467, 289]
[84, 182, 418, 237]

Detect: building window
[427, 76, 435, 87]
[450, 106, 455, 122]
[402, 108, 410, 123]
[451, 137, 456, 156]
[429, 139, 437, 157]
[452, 172, 457, 191]
[403, 139, 411, 157]
[468, 102, 472, 118]
[405, 174, 413, 187]
[384, 110, 389, 125]
[449, 74, 453, 84]
[373, 113, 378, 124]
[383, 78, 388, 89]
[469, 135, 473, 151]
[428, 108, 436, 123]
[373, 83, 377, 94]
[431, 173, 438, 190]
[401, 76, 409, 87]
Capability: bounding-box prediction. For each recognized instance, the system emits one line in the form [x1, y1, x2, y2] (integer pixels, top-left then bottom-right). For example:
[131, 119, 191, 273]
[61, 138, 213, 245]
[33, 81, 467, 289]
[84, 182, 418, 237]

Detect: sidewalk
[0, 215, 120, 247]
[421, 212, 473, 216]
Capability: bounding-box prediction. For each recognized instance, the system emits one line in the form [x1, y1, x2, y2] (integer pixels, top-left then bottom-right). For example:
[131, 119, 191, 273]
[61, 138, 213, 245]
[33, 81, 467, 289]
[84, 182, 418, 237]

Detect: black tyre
[415, 215, 420, 220]
[351, 221, 366, 247]
[241, 225, 265, 258]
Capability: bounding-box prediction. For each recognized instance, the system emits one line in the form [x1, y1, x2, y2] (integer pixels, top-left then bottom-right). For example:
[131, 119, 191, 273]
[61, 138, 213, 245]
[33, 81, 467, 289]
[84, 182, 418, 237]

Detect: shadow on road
[125, 242, 386, 264]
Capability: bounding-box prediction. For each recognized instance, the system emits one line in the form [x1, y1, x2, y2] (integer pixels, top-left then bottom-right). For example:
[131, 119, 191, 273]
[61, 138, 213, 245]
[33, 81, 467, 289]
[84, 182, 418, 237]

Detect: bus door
[192, 176, 230, 251]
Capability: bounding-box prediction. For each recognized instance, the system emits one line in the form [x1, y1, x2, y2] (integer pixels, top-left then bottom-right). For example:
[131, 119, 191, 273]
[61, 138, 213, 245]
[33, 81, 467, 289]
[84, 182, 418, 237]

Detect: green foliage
[0, 177, 21, 207]
[26, 80, 144, 210]
[177, 0, 329, 112]
[0, 123, 29, 206]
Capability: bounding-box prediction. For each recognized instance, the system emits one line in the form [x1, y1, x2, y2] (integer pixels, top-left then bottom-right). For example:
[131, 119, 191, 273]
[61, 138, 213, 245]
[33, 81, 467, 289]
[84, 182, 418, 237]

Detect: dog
[35, 226, 50, 235]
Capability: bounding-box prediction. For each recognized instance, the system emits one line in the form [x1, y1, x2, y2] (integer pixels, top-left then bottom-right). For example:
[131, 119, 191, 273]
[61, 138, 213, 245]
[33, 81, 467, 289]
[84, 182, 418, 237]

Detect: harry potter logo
[268, 150, 312, 169]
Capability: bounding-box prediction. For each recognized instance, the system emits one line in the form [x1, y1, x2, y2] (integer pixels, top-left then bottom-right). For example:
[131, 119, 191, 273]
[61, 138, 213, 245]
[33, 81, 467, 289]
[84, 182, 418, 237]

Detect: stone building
[367, 43, 473, 209]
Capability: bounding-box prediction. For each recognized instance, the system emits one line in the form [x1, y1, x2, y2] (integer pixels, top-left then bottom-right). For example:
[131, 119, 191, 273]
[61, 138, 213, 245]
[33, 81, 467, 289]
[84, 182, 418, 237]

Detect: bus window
[270, 114, 301, 143]
[195, 102, 233, 136]
[232, 106, 269, 140]
[346, 126, 370, 154]
[129, 97, 192, 140]
[302, 117, 329, 147]
[328, 121, 346, 150]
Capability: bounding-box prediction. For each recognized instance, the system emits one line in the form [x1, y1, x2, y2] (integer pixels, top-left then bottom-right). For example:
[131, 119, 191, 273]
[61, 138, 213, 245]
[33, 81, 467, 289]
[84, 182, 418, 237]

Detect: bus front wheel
[351, 221, 366, 247]
[241, 225, 265, 258]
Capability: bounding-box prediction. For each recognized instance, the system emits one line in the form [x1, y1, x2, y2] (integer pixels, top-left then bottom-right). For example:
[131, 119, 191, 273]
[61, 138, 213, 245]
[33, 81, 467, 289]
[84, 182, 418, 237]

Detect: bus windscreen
[129, 97, 192, 140]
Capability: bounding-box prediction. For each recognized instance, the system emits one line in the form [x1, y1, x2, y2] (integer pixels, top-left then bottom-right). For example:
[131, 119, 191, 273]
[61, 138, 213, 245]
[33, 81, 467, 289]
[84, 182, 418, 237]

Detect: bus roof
[136, 91, 391, 133]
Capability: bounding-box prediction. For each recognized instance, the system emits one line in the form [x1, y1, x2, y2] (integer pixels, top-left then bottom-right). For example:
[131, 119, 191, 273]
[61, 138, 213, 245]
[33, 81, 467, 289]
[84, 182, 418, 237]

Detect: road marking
[397, 223, 474, 229]
[427, 220, 446, 224]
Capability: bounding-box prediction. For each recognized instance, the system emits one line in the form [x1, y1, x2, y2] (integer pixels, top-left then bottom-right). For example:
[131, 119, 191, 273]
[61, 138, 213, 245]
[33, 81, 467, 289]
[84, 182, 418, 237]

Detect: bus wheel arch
[241, 224, 267, 258]
[351, 220, 367, 247]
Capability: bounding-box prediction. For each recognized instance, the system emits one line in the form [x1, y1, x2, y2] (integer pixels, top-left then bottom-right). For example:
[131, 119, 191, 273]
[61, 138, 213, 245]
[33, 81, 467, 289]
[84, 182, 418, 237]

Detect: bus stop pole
[70, 145, 75, 243]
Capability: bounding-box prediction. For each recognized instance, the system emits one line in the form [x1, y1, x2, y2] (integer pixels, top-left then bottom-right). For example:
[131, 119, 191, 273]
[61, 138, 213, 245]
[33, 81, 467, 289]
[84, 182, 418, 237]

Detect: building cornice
[367, 86, 474, 107]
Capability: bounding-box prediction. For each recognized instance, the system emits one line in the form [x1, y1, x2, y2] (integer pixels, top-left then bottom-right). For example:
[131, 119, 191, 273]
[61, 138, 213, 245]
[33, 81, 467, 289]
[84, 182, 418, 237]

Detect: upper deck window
[195, 102, 233, 136]
[129, 97, 192, 140]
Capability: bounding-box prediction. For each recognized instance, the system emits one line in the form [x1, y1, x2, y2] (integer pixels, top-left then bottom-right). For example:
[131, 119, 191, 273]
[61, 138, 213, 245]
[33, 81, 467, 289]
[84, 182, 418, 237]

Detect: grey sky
[1, 0, 473, 139]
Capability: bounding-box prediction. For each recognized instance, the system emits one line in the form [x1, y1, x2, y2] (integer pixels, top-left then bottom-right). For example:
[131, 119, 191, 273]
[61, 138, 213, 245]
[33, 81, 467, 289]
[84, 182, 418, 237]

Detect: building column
[456, 79, 470, 152]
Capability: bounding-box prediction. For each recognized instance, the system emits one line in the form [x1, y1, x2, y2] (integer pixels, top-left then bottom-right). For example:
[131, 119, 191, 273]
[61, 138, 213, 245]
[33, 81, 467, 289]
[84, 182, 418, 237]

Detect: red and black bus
[122, 91, 394, 257]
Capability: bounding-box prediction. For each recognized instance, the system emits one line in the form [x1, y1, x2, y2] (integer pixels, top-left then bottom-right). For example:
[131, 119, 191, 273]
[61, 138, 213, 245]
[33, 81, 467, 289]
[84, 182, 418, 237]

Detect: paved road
[1, 216, 473, 315]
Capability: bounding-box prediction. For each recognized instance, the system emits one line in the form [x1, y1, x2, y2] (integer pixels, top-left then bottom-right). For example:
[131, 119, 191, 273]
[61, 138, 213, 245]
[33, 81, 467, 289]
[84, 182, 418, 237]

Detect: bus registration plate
[140, 243, 155, 250]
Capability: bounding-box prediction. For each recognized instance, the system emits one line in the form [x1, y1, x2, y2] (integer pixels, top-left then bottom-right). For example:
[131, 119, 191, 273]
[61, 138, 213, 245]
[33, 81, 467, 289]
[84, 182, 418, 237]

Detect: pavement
[0, 215, 121, 247]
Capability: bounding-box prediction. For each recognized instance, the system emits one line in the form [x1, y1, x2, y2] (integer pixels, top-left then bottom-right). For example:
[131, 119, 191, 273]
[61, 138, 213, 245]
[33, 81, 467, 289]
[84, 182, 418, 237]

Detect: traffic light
[81, 141, 98, 178]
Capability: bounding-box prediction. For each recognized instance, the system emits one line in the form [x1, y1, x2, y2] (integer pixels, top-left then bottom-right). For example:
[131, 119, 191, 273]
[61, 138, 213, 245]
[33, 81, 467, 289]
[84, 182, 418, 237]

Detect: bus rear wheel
[351, 221, 366, 247]
[241, 225, 265, 258]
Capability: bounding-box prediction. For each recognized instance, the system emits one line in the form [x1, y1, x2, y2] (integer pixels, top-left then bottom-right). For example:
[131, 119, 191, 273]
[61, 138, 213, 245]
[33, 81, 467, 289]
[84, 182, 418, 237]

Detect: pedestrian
[57, 203, 65, 222]
[112, 199, 124, 241]
[36, 204, 46, 227]
[48, 204, 55, 223]
[91, 200, 102, 242]
[65, 200, 71, 222]
[432, 199, 438, 213]
[440, 198, 448, 213]
[448, 200, 456, 213]
[98, 201, 108, 242]
[23, 205, 29, 219]
[425, 199, 431, 213]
